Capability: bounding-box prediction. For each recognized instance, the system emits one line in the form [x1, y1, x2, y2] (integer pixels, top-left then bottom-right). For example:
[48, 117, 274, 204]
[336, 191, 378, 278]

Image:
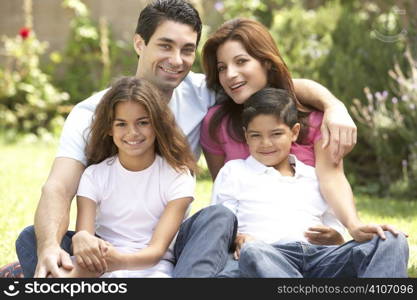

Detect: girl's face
[216, 40, 268, 104]
[110, 101, 156, 171]
[244, 114, 300, 173]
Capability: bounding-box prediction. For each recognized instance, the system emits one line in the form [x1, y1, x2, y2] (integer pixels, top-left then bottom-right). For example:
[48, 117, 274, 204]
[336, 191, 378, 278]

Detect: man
[16, 0, 356, 278]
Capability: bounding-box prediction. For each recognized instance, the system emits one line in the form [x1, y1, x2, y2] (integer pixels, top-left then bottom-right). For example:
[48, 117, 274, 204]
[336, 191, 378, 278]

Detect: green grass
[1, 139, 416, 277]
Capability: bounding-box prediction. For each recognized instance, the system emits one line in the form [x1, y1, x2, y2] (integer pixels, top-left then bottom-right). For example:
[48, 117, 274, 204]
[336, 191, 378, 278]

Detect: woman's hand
[321, 102, 357, 164]
[72, 230, 108, 274]
[233, 233, 256, 260]
[305, 225, 345, 245]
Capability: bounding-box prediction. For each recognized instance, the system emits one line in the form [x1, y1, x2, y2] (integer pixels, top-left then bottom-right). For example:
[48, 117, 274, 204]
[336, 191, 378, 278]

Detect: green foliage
[51, 0, 136, 105]
[269, 1, 340, 80]
[351, 49, 417, 198]
[220, 0, 277, 28]
[318, 2, 406, 108]
[0, 31, 68, 140]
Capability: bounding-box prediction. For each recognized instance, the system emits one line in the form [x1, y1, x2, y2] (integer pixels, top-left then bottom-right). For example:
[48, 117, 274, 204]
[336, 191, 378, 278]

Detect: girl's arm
[203, 149, 225, 181]
[105, 197, 193, 271]
[72, 196, 108, 274]
[293, 79, 357, 164]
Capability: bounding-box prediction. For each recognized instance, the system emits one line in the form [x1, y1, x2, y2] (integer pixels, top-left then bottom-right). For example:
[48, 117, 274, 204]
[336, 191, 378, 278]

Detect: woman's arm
[293, 79, 357, 164]
[314, 140, 360, 229]
[105, 197, 193, 271]
[203, 149, 225, 181]
[314, 140, 401, 242]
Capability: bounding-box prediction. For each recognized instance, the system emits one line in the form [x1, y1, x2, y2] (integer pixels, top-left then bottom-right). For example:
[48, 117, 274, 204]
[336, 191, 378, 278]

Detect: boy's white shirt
[211, 154, 345, 245]
[56, 72, 215, 165]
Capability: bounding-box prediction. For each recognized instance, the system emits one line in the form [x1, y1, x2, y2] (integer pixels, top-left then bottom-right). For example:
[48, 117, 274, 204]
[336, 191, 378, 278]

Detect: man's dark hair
[136, 0, 202, 46]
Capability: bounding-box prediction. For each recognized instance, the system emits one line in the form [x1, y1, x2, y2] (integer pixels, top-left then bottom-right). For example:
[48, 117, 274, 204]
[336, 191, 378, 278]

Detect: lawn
[0, 139, 416, 277]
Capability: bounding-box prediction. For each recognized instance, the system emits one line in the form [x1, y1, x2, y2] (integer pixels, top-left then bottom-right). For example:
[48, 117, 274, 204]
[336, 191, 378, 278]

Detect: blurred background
[1, 0, 416, 276]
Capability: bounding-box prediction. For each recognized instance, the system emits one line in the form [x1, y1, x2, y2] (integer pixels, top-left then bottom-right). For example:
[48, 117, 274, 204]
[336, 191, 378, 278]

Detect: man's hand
[233, 233, 255, 260]
[347, 221, 407, 243]
[321, 102, 357, 164]
[305, 225, 345, 245]
[34, 245, 73, 278]
[72, 231, 108, 273]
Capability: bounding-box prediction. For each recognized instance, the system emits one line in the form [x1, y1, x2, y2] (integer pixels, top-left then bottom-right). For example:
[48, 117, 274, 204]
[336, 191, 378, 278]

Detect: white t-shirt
[56, 72, 215, 165]
[77, 154, 195, 277]
[211, 155, 345, 245]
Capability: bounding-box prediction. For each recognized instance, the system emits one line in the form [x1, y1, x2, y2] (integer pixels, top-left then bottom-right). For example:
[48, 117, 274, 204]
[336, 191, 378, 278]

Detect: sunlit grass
[0, 139, 415, 277]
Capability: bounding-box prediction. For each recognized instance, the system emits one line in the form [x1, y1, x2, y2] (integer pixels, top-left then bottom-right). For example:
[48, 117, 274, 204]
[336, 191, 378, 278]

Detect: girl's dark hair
[242, 88, 300, 135]
[86, 76, 196, 174]
[202, 18, 311, 144]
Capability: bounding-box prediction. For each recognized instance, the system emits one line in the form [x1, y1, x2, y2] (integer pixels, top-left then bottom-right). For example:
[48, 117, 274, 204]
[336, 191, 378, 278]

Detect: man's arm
[293, 78, 357, 163]
[34, 157, 85, 277]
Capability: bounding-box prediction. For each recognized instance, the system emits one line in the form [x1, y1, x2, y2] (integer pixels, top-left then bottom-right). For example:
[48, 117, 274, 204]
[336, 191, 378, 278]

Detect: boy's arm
[293, 79, 357, 164]
[34, 157, 85, 278]
[210, 164, 239, 214]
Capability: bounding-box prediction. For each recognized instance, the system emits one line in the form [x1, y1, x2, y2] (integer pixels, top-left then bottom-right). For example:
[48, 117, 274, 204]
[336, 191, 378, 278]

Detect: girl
[200, 18, 370, 244]
[64, 77, 196, 277]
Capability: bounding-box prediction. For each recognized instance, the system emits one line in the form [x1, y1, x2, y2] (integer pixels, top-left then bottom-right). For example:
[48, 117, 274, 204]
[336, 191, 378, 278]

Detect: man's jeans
[237, 232, 409, 278]
[15, 205, 237, 278]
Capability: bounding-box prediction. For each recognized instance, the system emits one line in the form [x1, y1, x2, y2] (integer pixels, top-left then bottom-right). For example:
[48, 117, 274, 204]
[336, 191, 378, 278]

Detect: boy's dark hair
[136, 0, 202, 46]
[242, 88, 299, 130]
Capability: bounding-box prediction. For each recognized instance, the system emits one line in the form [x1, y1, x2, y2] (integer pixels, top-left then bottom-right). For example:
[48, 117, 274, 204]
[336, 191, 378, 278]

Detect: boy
[212, 88, 409, 277]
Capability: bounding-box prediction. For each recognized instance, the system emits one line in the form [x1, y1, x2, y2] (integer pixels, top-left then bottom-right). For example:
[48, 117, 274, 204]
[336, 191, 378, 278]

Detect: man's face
[134, 20, 197, 94]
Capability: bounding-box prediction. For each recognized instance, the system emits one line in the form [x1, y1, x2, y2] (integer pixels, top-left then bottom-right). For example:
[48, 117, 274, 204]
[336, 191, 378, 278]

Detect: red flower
[19, 27, 31, 39]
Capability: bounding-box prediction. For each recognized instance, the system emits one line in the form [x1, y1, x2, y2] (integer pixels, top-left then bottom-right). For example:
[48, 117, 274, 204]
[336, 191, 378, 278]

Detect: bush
[351, 49, 417, 198]
[50, 0, 136, 105]
[0, 28, 69, 140]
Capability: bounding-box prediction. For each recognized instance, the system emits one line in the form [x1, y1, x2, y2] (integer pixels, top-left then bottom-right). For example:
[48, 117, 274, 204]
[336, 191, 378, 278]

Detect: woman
[201, 18, 367, 245]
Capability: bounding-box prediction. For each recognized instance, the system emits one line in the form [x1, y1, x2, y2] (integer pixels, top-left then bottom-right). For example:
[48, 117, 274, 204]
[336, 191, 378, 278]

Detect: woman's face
[216, 40, 268, 104]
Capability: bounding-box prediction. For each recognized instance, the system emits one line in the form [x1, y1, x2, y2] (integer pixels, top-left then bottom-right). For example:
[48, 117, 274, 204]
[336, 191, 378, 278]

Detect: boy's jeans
[16, 205, 237, 278]
[238, 232, 409, 278]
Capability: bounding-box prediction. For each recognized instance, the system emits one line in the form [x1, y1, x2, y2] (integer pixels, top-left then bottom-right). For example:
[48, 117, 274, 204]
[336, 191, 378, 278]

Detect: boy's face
[134, 20, 197, 94]
[244, 114, 300, 171]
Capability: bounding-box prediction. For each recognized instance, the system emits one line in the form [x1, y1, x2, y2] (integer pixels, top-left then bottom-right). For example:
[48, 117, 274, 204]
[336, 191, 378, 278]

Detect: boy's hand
[305, 225, 345, 245]
[72, 231, 108, 274]
[348, 221, 408, 242]
[233, 233, 255, 260]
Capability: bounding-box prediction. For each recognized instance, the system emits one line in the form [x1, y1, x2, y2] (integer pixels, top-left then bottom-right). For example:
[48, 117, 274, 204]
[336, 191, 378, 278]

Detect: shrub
[51, 0, 136, 105]
[351, 49, 417, 198]
[0, 28, 69, 140]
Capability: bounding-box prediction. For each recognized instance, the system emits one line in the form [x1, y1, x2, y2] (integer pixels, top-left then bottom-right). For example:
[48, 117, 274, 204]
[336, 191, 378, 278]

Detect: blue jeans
[16, 205, 237, 278]
[238, 232, 409, 278]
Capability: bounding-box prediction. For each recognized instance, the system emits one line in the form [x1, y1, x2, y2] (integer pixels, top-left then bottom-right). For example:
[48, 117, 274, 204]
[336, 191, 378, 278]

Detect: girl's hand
[233, 233, 256, 260]
[305, 225, 345, 245]
[348, 221, 408, 243]
[102, 242, 126, 272]
[72, 231, 108, 274]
